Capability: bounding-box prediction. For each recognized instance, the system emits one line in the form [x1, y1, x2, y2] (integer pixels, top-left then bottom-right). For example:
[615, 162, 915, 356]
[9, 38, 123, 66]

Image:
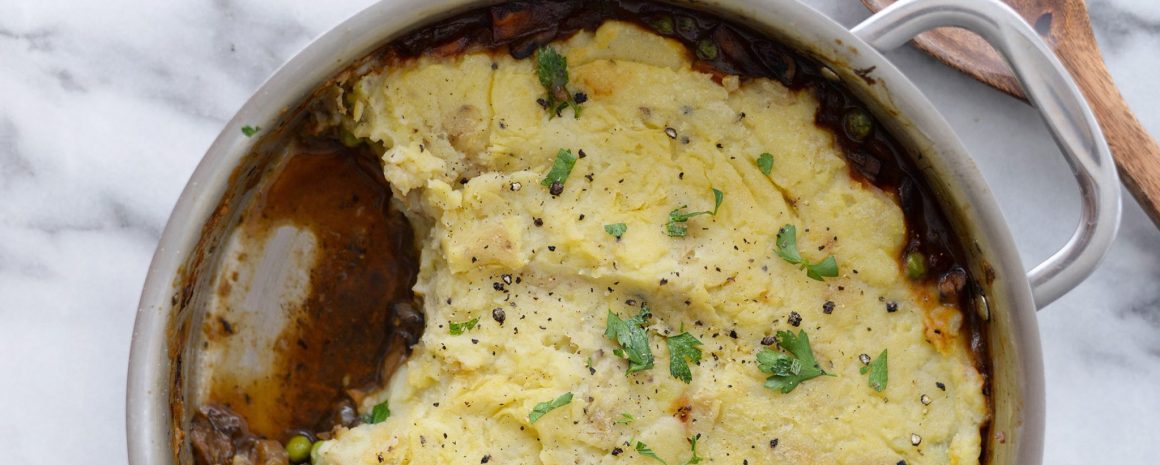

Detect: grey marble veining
[1090, 0, 1160, 49]
[1, 1, 1158, 464]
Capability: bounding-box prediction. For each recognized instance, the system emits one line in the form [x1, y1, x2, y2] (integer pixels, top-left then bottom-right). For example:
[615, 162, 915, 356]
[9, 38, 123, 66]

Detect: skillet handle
[851, 0, 1121, 310]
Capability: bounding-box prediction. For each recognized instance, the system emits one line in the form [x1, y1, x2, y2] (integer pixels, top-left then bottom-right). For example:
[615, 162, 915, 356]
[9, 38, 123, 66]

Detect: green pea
[843, 108, 874, 142]
[906, 251, 927, 280]
[339, 129, 362, 148]
[675, 16, 696, 36]
[286, 435, 313, 464]
[310, 440, 325, 464]
[647, 15, 675, 35]
[696, 40, 719, 61]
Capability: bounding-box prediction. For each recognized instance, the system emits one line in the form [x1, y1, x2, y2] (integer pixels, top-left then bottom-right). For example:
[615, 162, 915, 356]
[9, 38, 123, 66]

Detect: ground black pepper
[788, 312, 802, 327]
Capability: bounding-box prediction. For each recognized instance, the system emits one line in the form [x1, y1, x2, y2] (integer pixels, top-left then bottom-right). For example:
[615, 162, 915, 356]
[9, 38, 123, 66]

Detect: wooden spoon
[862, 0, 1160, 228]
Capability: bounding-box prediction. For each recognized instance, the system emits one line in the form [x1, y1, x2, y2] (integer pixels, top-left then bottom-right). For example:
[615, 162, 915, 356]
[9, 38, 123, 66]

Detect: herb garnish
[241, 125, 260, 137]
[541, 148, 577, 195]
[615, 413, 635, 425]
[686, 434, 703, 465]
[756, 152, 774, 176]
[449, 317, 480, 335]
[666, 331, 703, 383]
[756, 330, 831, 393]
[529, 392, 573, 424]
[605, 223, 628, 239]
[604, 307, 655, 374]
[363, 400, 390, 424]
[635, 440, 666, 464]
[775, 224, 839, 280]
[860, 349, 888, 392]
[535, 47, 583, 118]
[665, 188, 724, 237]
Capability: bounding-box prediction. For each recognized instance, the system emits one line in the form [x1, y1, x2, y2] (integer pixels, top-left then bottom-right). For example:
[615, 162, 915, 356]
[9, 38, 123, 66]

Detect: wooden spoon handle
[1058, 47, 1160, 226]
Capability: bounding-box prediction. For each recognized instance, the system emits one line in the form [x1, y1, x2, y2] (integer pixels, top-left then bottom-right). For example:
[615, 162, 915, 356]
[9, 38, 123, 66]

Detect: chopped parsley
[241, 125, 260, 137]
[604, 223, 628, 239]
[860, 349, 889, 392]
[615, 413, 635, 425]
[604, 307, 654, 374]
[756, 330, 831, 393]
[775, 224, 839, 280]
[666, 331, 703, 383]
[686, 434, 703, 465]
[528, 392, 573, 424]
[448, 317, 479, 335]
[535, 47, 583, 118]
[363, 400, 390, 424]
[541, 148, 577, 195]
[756, 152, 774, 176]
[635, 440, 666, 464]
[665, 188, 724, 237]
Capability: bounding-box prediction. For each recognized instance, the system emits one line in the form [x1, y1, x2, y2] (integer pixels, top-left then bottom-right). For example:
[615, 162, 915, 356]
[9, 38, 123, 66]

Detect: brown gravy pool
[196, 141, 420, 451]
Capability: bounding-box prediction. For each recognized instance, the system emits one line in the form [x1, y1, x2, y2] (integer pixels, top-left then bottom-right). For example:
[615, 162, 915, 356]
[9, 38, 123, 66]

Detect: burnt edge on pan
[170, 1, 994, 464]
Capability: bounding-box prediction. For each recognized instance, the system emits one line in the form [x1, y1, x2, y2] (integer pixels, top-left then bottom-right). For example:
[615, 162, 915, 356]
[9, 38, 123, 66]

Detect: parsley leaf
[686, 434, 703, 465]
[605, 223, 628, 239]
[668, 205, 700, 237]
[860, 349, 888, 392]
[604, 307, 654, 374]
[363, 400, 390, 424]
[756, 152, 774, 176]
[774, 224, 839, 281]
[775, 224, 803, 263]
[615, 413, 635, 425]
[756, 330, 830, 393]
[541, 148, 577, 191]
[668, 206, 711, 223]
[535, 47, 583, 118]
[805, 256, 839, 281]
[666, 332, 703, 383]
[241, 125, 260, 137]
[665, 189, 724, 237]
[449, 317, 479, 335]
[528, 392, 573, 424]
[635, 440, 666, 464]
[666, 223, 688, 237]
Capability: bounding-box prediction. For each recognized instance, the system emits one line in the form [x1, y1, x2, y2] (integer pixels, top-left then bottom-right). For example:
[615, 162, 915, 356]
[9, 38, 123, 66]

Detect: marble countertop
[2, 0, 1157, 463]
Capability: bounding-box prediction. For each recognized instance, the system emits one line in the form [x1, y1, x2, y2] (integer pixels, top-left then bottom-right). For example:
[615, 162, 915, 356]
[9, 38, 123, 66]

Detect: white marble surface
[1, 0, 1157, 464]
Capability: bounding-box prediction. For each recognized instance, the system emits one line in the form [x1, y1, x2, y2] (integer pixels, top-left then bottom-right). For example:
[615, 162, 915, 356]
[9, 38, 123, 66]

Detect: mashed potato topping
[318, 21, 986, 465]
